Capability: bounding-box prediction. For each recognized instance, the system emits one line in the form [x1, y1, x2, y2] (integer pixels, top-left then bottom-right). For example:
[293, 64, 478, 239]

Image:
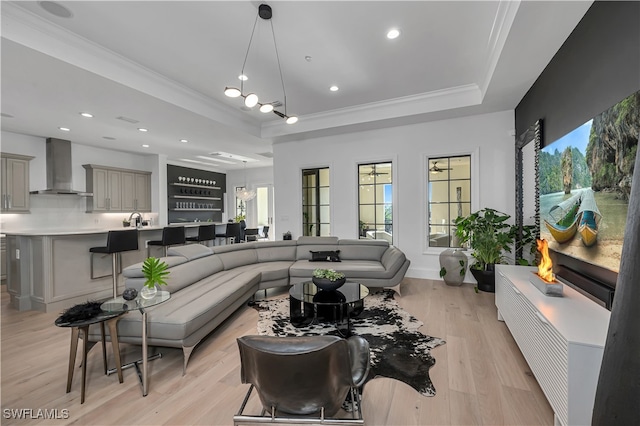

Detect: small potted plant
[122, 218, 131, 228]
[140, 257, 170, 299]
[312, 268, 346, 291]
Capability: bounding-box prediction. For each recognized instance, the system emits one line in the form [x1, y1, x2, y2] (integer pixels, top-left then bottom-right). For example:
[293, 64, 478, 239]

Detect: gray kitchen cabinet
[84, 165, 150, 212]
[1, 153, 33, 212]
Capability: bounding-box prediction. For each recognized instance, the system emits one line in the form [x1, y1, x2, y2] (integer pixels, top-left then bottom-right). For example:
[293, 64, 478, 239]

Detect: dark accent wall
[515, 1, 640, 143]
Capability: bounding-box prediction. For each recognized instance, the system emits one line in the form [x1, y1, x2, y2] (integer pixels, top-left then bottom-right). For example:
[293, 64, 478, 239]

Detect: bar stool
[185, 224, 216, 246]
[214, 223, 227, 246]
[90, 229, 138, 298]
[225, 222, 242, 244]
[55, 309, 125, 404]
[244, 228, 259, 242]
[260, 225, 270, 240]
[147, 226, 185, 257]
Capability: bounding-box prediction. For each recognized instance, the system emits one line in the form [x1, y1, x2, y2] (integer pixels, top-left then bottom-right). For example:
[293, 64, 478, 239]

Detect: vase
[438, 249, 468, 286]
[471, 265, 496, 292]
[312, 277, 346, 291]
[140, 284, 158, 300]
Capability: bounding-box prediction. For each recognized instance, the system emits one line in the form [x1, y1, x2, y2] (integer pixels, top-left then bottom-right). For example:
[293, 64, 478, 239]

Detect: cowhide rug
[253, 290, 446, 396]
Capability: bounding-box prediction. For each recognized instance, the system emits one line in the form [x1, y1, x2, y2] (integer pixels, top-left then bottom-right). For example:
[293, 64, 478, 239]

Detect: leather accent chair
[234, 335, 370, 425]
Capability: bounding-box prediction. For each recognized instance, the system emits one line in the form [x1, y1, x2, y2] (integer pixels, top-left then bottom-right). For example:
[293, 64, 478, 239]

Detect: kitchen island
[4, 224, 209, 312]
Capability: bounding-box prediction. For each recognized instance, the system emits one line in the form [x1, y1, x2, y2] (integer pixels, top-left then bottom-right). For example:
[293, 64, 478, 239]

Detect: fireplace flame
[536, 239, 555, 283]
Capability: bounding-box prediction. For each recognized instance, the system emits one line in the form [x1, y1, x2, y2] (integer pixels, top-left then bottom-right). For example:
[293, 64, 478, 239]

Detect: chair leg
[100, 322, 107, 374]
[182, 345, 196, 376]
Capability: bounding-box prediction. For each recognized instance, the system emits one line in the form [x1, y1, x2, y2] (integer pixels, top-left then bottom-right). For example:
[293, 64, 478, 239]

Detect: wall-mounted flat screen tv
[539, 90, 639, 286]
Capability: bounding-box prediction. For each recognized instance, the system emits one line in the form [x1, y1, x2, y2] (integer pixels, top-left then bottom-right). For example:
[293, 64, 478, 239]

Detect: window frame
[302, 167, 331, 236]
[357, 161, 394, 244]
[425, 150, 479, 252]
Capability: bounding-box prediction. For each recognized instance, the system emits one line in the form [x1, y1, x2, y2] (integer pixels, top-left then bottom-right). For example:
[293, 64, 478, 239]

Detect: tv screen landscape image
[539, 90, 639, 275]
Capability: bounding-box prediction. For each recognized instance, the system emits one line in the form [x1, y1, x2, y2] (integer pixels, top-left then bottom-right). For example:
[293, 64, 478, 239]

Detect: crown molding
[1, 2, 261, 137]
[479, 0, 522, 98]
[261, 83, 482, 138]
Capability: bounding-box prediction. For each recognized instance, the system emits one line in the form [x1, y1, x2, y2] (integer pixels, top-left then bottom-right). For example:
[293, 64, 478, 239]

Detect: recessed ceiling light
[58, 127, 70, 132]
[142, 144, 150, 148]
[180, 139, 188, 143]
[387, 29, 400, 39]
[329, 85, 339, 92]
[79, 112, 93, 118]
[138, 128, 148, 132]
[238, 74, 248, 81]
[38, 1, 73, 18]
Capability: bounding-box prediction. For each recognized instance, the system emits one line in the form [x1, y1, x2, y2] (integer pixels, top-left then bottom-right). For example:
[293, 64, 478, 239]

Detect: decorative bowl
[312, 276, 346, 291]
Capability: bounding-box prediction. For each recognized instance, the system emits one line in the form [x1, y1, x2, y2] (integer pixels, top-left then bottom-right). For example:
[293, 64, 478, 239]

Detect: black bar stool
[214, 223, 227, 246]
[90, 229, 138, 298]
[225, 222, 242, 244]
[244, 228, 259, 242]
[185, 224, 216, 246]
[260, 225, 270, 240]
[147, 226, 185, 257]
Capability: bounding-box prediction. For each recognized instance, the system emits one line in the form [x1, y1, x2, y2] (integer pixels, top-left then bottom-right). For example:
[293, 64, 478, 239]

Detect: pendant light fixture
[224, 4, 298, 124]
[236, 161, 257, 202]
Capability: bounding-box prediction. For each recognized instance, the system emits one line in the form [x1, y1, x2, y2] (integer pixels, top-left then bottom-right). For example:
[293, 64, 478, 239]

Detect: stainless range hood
[30, 138, 93, 196]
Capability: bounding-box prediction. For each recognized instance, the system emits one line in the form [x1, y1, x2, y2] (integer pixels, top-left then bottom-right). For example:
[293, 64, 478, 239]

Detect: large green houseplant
[454, 208, 513, 292]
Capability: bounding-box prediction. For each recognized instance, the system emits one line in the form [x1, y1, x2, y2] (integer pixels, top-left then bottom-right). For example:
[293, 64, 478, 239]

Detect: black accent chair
[185, 224, 216, 246]
[239, 219, 247, 243]
[89, 229, 139, 298]
[234, 335, 370, 425]
[147, 226, 185, 257]
[225, 222, 242, 244]
[214, 223, 227, 245]
[244, 228, 259, 242]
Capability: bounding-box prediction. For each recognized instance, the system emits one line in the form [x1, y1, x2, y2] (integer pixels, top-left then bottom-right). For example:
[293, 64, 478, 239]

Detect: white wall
[1, 131, 161, 231]
[273, 110, 516, 280]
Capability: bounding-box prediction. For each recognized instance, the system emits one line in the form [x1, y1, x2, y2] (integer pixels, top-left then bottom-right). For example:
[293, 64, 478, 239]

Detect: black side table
[55, 311, 125, 404]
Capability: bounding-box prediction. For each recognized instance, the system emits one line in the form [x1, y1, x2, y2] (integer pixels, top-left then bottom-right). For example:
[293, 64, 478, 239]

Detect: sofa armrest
[381, 246, 406, 273]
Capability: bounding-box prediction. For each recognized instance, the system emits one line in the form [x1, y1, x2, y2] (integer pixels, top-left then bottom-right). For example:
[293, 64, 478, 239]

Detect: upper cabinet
[84, 165, 151, 212]
[1, 153, 34, 213]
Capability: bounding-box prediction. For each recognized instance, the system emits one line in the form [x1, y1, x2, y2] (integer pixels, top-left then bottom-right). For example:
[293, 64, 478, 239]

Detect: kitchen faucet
[128, 211, 143, 228]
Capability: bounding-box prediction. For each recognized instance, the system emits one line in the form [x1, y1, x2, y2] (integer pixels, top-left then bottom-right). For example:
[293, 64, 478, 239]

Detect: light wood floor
[1, 278, 553, 425]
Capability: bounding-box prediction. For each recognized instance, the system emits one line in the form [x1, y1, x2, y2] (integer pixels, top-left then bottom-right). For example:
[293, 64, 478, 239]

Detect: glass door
[256, 184, 274, 240]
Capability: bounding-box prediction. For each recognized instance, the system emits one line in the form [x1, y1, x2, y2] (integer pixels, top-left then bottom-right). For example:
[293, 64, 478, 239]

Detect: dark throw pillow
[309, 250, 341, 262]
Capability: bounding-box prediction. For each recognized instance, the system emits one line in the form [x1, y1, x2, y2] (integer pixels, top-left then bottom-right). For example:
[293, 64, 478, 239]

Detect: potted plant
[454, 208, 513, 292]
[140, 256, 170, 299]
[359, 220, 368, 237]
[312, 268, 346, 291]
[122, 218, 131, 228]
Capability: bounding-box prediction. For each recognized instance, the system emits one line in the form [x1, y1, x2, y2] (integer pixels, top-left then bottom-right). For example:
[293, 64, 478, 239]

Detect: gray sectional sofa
[113, 236, 409, 374]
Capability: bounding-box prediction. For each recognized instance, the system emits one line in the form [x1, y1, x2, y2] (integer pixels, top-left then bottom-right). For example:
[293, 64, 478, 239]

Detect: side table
[55, 311, 125, 404]
[101, 290, 170, 396]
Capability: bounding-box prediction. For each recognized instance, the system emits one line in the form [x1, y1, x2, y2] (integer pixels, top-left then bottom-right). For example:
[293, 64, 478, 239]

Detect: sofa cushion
[289, 259, 386, 279]
[168, 244, 213, 260]
[337, 239, 389, 261]
[231, 261, 293, 282]
[117, 270, 261, 342]
[256, 243, 297, 262]
[162, 255, 225, 293]
[216, 248, 259, 270]
[296, 237, 339, 260]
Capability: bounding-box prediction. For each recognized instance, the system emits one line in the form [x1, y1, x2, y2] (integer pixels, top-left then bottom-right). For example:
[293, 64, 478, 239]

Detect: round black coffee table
[289, 281, 369, 335]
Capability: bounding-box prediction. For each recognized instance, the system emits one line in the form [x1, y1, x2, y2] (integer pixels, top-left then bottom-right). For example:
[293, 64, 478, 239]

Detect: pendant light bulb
[224, 87, 241, 98]
[259, 103, 274, 113]
[244, 93, 259, 108]
[286, 115, 298, 124]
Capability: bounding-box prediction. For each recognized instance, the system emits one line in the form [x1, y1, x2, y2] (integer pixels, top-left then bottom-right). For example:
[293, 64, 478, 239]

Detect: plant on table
[140, 257, 170, 299]
[313, 268, 345, 281]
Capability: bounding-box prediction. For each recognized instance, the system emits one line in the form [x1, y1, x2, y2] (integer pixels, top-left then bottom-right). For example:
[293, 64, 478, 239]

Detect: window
[235, 186, 246, 219]
[358, 162, 393, 243]
[302, 168, 330, 236]
[428, 155, 471, 247]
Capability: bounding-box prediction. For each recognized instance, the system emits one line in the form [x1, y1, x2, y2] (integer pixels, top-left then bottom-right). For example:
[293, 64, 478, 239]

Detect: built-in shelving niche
[167, 164, 226, 224]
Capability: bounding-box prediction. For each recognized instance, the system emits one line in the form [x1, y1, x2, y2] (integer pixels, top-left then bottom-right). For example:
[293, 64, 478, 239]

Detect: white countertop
[2, 222, 220, 236]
